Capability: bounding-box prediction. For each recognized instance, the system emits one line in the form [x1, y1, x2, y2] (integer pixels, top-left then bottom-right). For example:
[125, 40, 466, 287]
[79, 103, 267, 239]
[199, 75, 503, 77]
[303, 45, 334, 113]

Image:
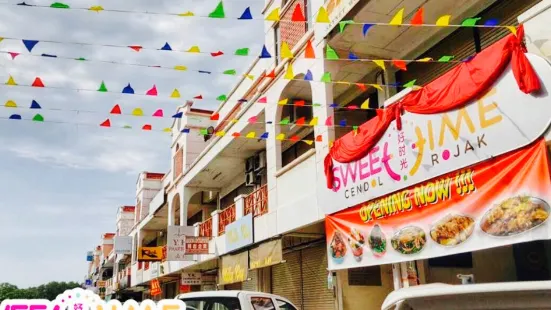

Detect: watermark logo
[0, 288, 186, 310]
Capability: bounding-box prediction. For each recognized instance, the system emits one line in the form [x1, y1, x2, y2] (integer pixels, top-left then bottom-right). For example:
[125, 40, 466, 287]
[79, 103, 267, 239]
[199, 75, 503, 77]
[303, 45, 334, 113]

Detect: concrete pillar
[234, 194, 246, 219]
[193, 222, 200, 237]
[211, 210, 220, 237]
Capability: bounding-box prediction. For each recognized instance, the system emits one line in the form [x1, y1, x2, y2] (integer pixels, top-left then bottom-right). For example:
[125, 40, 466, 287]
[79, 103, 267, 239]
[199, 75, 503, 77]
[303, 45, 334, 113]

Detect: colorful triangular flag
[258, 97, 267, 103]
[170, 89, 181, 98]
[436, 15, 451, 26]
[9, 52, 20, 59]
[392, 60, 407, 71]
[217, 94, 228, 101]
[339, 20, 354, 32]
[122, 83, 134, 94]
[187, 46, 200, 53]
[146, 85, 158, 96]
[129, 45, 143, 52]
[438, 55, 454, 62]
[360, 99, 370, 109]
[9, 114, 21, 120]
[223, 69, 237, 75]
[281, 42, 293, 59]
[142, 124, 152, 131]
[278, 98, 288, 106]
[32, 77, 45, 87]
[316, 7, 329, 23]
[326, 45, 339, 60]
[22, 39, 39, 52]
[348, 52, 358, 60]
[305, 40, 315, 58]
[50, 2, 69, 8]
[152, 109, 163, 117]
[291, 3, 305, 21]
[97, 81, 108, 92]
[208, 1, 225, 18]
[304, 70, 313, 81]
[373, 60, 386, 70]
[174, 65, 187, 71]
[132, 108, 144, 116]
[211, 113, 220, 120]
[260, 45, 271, 58]
[266, 8, 280, 21]
[89, 5, 103, 12]
[172, 112, 183, 118]
[5, 75, 17, 86]
[32, 114, 44, 122]
[411, 7, 424, 25]
[110, 104, 122, 114]
[160, 42, 172, 51]
[5, 100, 17, 108]
[246, 131, 256, 138]
[276, 133, 285, 141]
[238, 7, 252, 19]
[100, 119, 111, 127]
[30, 100, 41, 109]
[178, 11, 194, 17]
[363, 24, 374, 36]
[284, 64, 294, 80]
[309, 117, 318, 126]
[279, 117, 290, 125]
[389, 8, 404, 25]
[235, 48, 249, 56]
[320, 72, 331, 83]
[461, 17, 481, 27]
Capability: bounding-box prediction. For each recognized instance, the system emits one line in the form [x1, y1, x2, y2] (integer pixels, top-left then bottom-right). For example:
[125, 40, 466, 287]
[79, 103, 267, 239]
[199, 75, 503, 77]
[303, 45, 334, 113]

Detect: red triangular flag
[258, 97, 267, 103]
[411, 7, 424, 25]
[9, 52, 20, 60]
[266, 70, 276, 78]
[32, 77, 45, 87]
[110, 104, 122, 114]
[291, 3, 305, 22]
[295, 117, 305, 126]
[294, 100, 305, 106]
[232, 132, 241, 137]
[100, 119, 111, 127]
[356, 83, 367, 91]
[210, 113, 220, 120]
[325, 116, 333, 126]
[305, 40, 315, 58]
[211, 51, 224, 57]
[315, 135, 323, 142]
[392, 60, 407, 71]
[129, 45, 143, 52]
[142, 124, 152, 131]
[146, 85, 158, 96]
[194, 95, 203, 99]
[290, 135, 300, 142]
[347, 105, 358, 110]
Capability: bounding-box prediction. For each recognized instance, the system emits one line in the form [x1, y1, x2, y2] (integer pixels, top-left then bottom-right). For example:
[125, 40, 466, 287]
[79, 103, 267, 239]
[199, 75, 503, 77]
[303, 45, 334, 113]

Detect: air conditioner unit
[254, 151, 267, 172]
[245, 171, 261, 187]
[245, 156, 255, 172]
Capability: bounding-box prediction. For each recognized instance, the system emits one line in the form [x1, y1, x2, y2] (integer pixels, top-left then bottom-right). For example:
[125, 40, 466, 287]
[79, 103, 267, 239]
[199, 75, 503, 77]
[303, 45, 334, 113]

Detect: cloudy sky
[0, 0, 263, 287]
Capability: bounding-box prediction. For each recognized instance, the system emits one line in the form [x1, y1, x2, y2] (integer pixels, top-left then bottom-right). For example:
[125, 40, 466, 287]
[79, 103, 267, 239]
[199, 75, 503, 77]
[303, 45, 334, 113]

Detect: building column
[211, 210, 220, 237]
[234, 194, 246, 219]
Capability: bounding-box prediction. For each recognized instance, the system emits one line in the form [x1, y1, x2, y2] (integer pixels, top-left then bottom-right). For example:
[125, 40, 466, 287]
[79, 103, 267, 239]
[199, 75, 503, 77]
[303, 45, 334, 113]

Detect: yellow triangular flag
[284, 64, 294, 80]
[163, 128, 172, 133]
[132, 108, 144, 116]
[360, 99, 370, 109]
[276, 133, 286, 141]
[89, 5, 104, 12]
[281, 42, 293, 59]
[231, 119, 238, 124]
[278, 98, 288, 106]
[178, 11, 194, 16]
[373, 60, 386, 70]
[369, 84, 383, 91]
[316, 7, 330, 23]
[0, 37, 4, 43]
[389, 8, 404, 25]
[215, 131, 226, 137]
[187, 46, 200, 53]
[418, 57, 433, 62]
[174, 65, 187, 71]
[266, 8, 280, 21]
[170, 89, 181, 98]
[506, 26, 517, 36]
[246, 74, 254, 80]
[5, 100, 17, 108]
[435, 15, 451, 26]
[309, 117, 318, 126]
[5, 75, 17, 86]
[246, 131, 256, 138]
[302, 140, 314, 145]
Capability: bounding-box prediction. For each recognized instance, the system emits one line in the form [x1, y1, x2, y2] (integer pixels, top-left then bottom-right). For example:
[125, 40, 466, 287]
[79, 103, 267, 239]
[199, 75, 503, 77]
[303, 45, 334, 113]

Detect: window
[429, 252, 473, 268]
[250, 297, 275, 310]
[281, 132, 314, 166]
[180, 297, 242, 310]
[188, 210, 203, 226]
[276, 300, 297, 310]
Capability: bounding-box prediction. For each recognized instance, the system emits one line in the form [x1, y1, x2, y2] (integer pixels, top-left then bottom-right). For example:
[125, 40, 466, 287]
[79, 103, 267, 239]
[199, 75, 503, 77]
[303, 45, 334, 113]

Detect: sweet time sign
[320, 54, 551, 216]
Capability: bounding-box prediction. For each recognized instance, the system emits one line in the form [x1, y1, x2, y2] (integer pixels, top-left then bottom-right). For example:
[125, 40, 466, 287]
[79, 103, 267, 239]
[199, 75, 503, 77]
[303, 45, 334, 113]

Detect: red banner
[326, 140, 551, 270]
[150, 279, 162, 296]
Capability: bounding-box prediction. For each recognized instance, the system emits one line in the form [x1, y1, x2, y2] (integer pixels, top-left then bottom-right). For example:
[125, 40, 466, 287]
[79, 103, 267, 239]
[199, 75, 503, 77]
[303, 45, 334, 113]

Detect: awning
[218, 251, 248, 286]
[250, 239, 283, 270]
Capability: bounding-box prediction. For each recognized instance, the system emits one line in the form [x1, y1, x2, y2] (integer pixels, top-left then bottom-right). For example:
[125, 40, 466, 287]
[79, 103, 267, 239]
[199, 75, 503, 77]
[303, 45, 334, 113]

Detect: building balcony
[199, 217, 213, 238]
[218, 203, 236, 236]
[244, 185, 268, 217]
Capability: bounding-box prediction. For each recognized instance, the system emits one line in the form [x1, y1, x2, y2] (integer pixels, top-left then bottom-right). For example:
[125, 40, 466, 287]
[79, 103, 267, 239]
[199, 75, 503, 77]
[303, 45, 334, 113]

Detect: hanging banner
[225, 214, 253, 252]
[249, 239, 283, 270]
[326, 140, 551, 270]
[86, 251, 93, 262]
[219, 251, 248, 285]
[150, 262, 159, 278]
[320, 54, 551, 215]
[137, 247, 163, 261]
[184, 236, 210, 255]
[166, 225, 195, 261]
[150, 279, 162, 296]
[114, 236, 132, 255]
[181, 272, 202, 285]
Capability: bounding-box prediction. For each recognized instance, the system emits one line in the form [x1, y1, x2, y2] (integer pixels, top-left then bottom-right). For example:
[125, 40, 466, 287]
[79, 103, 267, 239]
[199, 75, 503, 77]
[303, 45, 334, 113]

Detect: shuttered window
[272, 251, 302, 307]
[243, 269, 259, 291]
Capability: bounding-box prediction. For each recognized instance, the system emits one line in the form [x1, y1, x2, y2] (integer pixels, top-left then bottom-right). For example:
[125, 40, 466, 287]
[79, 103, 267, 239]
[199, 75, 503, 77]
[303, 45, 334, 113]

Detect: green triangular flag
[438, 55, 455, 62]
[235, 48, 249, 56]
[50, 2, 70, 8]
[123, 125, 132, 129]
[32, 114, 44, 122]
[217, 94, 227, 101]
[223, 69, 237, 75]
[403, 79, 417, 88]
[461, 17, 481, 27]
[199, 128, 208, 135]
[326, 45, 339, 60]
[208, 1, 225, 18]
[279, 117, 290, 125]
[75, 57, 86, 61]
[339, 20, 354, 33]
[97, 81, 108, 92]
[321, 72, 332, 83]
[313, 103, 322, 107]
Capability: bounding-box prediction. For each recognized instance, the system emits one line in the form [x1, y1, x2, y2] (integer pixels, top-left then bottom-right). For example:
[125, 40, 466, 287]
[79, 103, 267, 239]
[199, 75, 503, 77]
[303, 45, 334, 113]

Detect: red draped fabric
[324, 25, 541, 189]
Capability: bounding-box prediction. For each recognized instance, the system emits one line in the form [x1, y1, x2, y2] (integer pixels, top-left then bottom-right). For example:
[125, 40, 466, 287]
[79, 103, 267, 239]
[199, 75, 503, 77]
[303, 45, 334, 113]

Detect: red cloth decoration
[324, 25, 541, 189]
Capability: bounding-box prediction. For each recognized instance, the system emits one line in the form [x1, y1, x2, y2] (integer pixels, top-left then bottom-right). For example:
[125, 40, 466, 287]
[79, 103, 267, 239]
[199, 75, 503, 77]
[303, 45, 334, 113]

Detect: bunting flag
[238, 7, 252, 20]
[411, 7, 424, 25]
[265, 8, 280, 21]
[291, 3, 305, 22]
[208, 1, 225, 18]
[281, 42, 293, 59]
[389, 8, 404, 25]
[436, 15, 451, 26]
[5, 75, 17, 86]
[305, 40, 316, 58]
[32, 77, 45, 87]
[284, 64, 294, 80]
[110, 104, 122, 114]
[22, 39, 39, 52]
[326, 45, 339, 60]
[316, 7, 329, 23]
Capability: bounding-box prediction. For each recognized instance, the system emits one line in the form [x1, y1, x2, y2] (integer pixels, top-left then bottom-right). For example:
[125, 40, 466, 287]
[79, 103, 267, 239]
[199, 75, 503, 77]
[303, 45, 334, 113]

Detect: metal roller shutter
[242, 269, 259, 291]
[224, 282, 242, 290]
[272, 251, 303, 308]
[301, 245, 335, 310]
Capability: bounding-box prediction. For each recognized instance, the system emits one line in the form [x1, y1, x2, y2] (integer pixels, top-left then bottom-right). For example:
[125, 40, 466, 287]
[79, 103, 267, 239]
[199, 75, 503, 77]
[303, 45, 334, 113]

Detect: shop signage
[86, 251, 93, 262]
[219, 251, 248, 285]
[97, 281, 106, 288]
[166, 225, 195, 261]
[179, 285, 191, 293]
[249, 239, 283, 270]
[184, 236, 210, 255]
[225, 214, 253, 252]
[150, 262, 159, 278]
[114, 236, 132, 255]
[150, 279, 162, 296]
[180, 272, 202, 285]
[137, 247, 163, 261]
[325, 140, 551, 270]
[321, 55, 551, 215]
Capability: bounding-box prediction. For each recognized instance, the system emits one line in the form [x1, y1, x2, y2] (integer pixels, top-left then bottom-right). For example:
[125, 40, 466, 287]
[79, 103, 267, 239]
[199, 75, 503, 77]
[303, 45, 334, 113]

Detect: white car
[175, 290, 298, 310]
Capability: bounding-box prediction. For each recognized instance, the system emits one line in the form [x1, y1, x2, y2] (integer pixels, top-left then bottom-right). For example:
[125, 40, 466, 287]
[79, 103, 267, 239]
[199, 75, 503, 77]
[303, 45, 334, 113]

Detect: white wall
[519, 0, 551, 62]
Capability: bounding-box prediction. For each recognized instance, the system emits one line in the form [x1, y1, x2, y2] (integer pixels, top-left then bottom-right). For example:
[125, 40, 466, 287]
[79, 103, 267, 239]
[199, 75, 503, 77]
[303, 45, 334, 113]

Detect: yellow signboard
[249, 239, 283, 270]
[138, 246, 163, 261]
[219, 251, 248, 285]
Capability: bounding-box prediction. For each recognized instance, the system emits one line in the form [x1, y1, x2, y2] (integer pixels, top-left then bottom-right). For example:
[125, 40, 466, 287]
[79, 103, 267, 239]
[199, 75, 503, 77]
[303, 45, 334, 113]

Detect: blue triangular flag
[199, 70, 212, 74]
[172, 112, 183, 118]
[260, 132, 269, 139]
[122, 83, 135, 94]
[30, 100, 41, 109]
[22, 39, 39, 52]
[238, 7, 252, 20]
[304, 70, 313, 81]
[463, 55, 475, 62]
[330, 103, 338, 108]
[41, 54, 57, 58]
[348, 52, 358, 60]
[484, 18, 499, 26]
[260, 45, 271, 58]
[160, 42, 172, 51]
[9, 114, 22, 120]
[17, 2, 31, 6]
[181, 128, 191, 133]
[339, 119, 347, 127]
[238, 99, 248, 103]
[362, 24, 374, 37]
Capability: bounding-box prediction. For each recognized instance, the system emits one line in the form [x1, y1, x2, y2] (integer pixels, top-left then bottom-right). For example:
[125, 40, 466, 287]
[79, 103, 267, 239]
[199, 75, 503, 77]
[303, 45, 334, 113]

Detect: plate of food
[329, 231, 347, 264]
[391, 226, 426, 255]
[430, 214, 475, 246]
[368, 224, 387, 257]
[480, 195, 550, 237]
[348, 228, 365, 262]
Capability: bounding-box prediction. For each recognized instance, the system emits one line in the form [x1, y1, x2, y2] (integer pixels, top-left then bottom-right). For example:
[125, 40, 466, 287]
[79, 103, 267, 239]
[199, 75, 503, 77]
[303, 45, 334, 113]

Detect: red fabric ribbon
[324, 25, 541, 189]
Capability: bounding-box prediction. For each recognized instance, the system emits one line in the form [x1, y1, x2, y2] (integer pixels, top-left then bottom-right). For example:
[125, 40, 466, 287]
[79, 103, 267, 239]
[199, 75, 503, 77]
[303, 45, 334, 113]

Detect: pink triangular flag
[146, 85, 158, 96]
[9, 52, 20, 60]
[258, 97, 267, 103]
[325, 116, 333, 126]
[152, 109, 163, 117]
[248, 116, 258, 124]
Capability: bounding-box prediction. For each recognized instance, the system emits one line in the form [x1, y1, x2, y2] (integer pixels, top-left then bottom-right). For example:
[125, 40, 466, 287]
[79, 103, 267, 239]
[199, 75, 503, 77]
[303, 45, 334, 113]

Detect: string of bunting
[2, 1, 519, 34]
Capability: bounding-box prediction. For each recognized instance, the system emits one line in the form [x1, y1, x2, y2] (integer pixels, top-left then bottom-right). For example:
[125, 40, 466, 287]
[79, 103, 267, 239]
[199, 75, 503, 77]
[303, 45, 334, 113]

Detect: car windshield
[180, 297, 242, 310]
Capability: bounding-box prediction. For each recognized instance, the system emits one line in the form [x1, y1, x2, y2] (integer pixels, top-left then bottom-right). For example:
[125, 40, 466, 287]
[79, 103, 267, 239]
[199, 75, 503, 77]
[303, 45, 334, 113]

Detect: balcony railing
[218, 204, 236, 236]
[244, 184, 268, 217]
[199, 217, 213, 238]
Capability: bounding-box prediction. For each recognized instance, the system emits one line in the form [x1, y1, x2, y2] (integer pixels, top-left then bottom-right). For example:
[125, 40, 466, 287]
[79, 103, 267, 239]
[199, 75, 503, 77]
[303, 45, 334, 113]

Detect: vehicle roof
[382, 281, 551, 310]
[175, 290, 290, 300]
